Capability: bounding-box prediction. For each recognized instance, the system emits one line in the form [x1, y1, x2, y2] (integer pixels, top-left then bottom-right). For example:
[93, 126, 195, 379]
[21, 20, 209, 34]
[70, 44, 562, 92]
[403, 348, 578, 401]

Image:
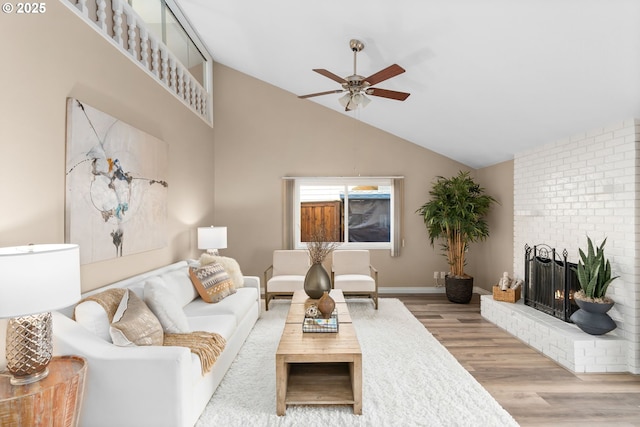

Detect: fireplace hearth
[524, 244, 579, 322]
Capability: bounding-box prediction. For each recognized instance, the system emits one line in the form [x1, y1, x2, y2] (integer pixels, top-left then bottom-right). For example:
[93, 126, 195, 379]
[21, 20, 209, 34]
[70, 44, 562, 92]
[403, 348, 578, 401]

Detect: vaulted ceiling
[174, 0, 640, 168]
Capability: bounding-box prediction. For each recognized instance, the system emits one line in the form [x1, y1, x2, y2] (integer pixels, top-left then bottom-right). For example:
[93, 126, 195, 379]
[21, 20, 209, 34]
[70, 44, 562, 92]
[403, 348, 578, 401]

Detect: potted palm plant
[570, 236, 618, 335]
[416, 171, 496, 303]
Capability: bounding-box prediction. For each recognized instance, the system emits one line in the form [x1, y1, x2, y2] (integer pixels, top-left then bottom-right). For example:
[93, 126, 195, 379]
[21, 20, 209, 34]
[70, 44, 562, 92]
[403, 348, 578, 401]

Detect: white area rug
[195, 299, 518, 426]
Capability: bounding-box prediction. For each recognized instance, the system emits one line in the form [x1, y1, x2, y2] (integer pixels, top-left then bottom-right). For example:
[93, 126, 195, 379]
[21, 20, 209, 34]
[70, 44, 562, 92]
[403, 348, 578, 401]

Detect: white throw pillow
[74, 300, 112, 342]
[144, 277, 190, 333]
[162, 269, 199, 307]
[110, 290, 164, 347]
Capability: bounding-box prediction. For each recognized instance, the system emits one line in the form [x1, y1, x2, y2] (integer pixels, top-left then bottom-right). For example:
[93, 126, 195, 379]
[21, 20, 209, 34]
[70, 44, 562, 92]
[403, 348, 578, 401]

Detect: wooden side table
[0, 356, 87, 427]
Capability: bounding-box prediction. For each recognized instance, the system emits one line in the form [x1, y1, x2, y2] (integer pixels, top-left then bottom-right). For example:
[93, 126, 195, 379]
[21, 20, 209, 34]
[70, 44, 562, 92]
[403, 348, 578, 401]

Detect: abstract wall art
[65, 98, 168, 264]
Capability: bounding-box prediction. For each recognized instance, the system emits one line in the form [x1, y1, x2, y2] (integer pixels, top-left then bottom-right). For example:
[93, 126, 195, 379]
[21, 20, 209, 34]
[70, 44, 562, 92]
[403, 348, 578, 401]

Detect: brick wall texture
[513, 118, 640, 373]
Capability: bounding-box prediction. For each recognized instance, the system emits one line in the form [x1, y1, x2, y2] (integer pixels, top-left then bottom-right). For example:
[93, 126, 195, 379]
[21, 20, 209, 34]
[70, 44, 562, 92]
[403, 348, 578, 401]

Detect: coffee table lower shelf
[285, 363, 355, 405]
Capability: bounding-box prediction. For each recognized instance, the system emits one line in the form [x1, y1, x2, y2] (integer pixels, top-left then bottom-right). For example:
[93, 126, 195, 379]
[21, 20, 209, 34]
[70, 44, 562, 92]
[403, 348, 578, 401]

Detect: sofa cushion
[183, 287, 257, 323]
[189, 263, 236, 303]
[110, 290, 164, 347]
[187, 314, 237, 340]
[162, 268, 199, 307]
[199, 253, 244, 288]
[144, 277, 190, 333]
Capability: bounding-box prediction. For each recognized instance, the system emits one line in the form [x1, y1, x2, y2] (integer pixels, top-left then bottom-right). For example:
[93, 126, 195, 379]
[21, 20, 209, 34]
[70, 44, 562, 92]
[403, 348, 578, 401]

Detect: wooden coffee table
[275, 289, 362, 415]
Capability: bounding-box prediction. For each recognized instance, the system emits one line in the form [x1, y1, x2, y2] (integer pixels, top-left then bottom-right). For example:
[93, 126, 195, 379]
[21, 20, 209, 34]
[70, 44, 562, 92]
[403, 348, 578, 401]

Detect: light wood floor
[389, 293, 640, 426]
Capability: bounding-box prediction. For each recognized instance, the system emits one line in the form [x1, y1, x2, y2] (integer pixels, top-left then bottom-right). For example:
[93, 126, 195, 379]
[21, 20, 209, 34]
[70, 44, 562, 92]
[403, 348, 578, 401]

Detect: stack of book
[302, 311, 338, 333]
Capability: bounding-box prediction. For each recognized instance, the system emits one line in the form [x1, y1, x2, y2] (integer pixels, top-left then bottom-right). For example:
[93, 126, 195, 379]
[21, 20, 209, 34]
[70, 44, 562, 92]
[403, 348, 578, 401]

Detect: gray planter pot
[570, 298, 616, 335]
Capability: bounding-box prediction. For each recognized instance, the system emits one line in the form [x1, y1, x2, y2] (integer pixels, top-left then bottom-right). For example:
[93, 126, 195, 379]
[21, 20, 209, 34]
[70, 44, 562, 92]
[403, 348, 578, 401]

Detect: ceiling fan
[298, 39, 410, 111]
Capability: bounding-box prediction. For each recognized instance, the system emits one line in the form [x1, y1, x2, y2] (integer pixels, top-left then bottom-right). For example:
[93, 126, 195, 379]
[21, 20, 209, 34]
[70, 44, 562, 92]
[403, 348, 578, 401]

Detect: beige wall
[0, 2, 215, 291]
[212, 63, 479, 288]
[472, 161, 515, 291]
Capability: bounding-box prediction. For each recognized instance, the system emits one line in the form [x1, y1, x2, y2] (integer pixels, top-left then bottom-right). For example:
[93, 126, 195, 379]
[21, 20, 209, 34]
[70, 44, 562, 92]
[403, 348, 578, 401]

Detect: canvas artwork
[65, 98, 168, 264]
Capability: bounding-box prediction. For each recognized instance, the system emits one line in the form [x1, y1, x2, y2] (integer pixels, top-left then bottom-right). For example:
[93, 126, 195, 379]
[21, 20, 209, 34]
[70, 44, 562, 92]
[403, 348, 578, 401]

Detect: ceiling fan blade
[313, 69, 347, 84]
[364, 64, 406, 86]
[298, 89, 344, 99]
[366, 88, 410, 101]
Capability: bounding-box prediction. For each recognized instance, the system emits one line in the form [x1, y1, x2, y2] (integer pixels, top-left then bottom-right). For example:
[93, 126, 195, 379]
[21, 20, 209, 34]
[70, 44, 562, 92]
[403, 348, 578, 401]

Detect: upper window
[128, 1, 207, 88]
[288, 177, 403, 254]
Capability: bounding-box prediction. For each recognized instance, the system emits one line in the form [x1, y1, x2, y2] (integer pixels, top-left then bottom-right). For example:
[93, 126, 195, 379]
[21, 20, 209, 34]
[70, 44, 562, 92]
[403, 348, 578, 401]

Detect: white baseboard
[474, 287, 491, 295]
[379, 286, 491, 295]
[378, 286, 445, 294]
[260, 286, 491, 296]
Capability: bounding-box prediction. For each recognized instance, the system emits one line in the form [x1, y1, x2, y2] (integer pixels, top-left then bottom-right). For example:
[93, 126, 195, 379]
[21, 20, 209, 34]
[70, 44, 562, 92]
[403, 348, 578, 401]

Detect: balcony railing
[61, 0, 212, 125]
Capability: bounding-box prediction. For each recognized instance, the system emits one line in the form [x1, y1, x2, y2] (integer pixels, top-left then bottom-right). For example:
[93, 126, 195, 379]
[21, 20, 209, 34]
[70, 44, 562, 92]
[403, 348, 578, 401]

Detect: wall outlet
[433, 271, 439, 279]
[440, 271, 447, 279]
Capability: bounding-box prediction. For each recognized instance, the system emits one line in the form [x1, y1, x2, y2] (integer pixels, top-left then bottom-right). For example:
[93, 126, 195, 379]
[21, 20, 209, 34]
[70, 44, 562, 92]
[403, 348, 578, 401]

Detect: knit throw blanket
[76, 288, 226, 375]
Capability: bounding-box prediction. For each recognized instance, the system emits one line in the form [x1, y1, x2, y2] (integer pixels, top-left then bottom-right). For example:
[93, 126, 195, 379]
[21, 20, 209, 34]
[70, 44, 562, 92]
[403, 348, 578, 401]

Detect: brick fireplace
[482, 118, 640, 374]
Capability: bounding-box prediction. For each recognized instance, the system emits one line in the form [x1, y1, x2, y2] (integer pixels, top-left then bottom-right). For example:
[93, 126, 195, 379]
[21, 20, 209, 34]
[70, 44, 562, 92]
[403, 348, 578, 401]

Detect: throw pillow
[199, 253, 244, 288]
[189, 262, 236, 303]
[162, 269, 199, 307]
[74, 288, 128, 342]
[144, 277, 190, 334]
[74, 300, 112, 342]
[110, 290, 164, 346]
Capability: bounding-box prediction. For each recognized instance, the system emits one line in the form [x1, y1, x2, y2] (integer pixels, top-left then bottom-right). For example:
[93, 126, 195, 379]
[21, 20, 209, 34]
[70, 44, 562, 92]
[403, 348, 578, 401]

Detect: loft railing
[61, 0, 212, 125]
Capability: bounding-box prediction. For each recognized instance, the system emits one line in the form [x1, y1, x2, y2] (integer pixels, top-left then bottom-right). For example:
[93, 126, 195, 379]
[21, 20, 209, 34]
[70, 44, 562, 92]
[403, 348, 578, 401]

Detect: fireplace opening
[524, 244, 579, 322]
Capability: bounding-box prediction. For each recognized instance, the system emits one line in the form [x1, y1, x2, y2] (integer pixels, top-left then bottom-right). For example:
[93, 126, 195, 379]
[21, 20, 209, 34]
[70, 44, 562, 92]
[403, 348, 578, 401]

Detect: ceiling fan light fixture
[357, 93, 371, 108]
[339, 92, 351, 108]
[339, 92, 370, 111]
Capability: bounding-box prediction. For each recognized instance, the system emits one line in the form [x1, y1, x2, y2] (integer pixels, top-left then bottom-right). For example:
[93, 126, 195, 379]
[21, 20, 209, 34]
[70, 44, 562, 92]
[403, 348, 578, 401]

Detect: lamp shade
[0, 244, 81, 318]
[197, 226, 227, 250]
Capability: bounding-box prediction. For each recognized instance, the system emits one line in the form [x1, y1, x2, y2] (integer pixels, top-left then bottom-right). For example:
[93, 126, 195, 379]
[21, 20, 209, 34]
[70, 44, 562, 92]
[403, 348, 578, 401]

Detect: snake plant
[573, 237, 618, 300]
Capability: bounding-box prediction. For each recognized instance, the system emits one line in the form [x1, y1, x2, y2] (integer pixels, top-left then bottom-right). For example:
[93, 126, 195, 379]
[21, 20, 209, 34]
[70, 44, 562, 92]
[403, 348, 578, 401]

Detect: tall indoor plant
[416, 171, 496, 303]
[570, 236, 618, 335]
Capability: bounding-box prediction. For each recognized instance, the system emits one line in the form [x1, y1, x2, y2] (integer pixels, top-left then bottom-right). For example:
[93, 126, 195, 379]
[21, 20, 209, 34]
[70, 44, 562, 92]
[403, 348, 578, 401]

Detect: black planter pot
[445, 276, 474, 304]
[570, 298, 616, 335]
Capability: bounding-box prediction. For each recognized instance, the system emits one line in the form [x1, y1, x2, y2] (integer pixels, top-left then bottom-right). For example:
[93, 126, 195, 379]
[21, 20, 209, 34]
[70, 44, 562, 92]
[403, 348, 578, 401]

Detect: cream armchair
[263, 250, 310, 310]
[331, 250, 378, 309]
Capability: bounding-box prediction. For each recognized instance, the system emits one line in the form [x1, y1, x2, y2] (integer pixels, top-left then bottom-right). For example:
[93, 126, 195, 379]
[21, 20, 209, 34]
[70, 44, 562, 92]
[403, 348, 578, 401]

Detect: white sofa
[53, 260, 260, 427]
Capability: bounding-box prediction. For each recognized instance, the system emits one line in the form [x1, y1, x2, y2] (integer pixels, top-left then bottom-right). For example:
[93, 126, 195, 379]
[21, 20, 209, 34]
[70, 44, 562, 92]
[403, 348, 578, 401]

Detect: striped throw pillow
[189, 262, 236, 303]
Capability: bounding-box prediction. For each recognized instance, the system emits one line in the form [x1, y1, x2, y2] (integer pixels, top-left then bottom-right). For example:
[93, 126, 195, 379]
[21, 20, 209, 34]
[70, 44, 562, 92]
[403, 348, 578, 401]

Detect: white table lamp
[0, 244, 81, 385]
[197, 226, 227, 255]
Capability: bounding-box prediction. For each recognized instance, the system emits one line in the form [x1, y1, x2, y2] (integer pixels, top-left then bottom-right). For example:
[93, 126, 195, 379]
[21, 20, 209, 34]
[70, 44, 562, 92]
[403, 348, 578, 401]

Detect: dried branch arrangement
[306, 226, 340, 264]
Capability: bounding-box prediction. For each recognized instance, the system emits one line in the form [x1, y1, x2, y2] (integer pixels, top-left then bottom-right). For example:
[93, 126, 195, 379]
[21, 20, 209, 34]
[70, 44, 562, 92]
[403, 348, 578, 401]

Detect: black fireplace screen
[524, 244, 579, 322]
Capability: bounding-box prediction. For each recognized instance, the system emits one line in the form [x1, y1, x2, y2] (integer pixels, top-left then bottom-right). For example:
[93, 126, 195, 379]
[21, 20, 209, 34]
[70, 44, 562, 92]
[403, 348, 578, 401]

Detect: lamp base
[6, 312, 53, 385]
[9, 367, 49, 385]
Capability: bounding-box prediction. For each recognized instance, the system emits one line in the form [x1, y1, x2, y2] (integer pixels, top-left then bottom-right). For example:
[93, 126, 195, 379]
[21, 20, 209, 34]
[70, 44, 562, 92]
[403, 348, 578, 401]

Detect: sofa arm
[52, 312, 193, 427]
[242, 275, 260, 292]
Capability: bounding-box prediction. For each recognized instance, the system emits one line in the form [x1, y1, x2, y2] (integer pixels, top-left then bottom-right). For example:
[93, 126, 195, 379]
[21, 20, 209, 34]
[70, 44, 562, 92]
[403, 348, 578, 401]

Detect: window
[129, 0, 208, 88]
[284, 177, 404, 255]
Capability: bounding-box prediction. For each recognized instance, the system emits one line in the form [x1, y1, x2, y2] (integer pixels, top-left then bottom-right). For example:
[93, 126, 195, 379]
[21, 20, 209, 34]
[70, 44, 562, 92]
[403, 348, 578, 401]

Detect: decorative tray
[302, 310, 339, 333]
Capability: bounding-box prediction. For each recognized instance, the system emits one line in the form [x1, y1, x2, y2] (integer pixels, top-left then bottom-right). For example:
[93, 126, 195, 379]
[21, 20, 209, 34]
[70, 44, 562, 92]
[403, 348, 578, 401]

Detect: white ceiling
[174, 0, 640, 168]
